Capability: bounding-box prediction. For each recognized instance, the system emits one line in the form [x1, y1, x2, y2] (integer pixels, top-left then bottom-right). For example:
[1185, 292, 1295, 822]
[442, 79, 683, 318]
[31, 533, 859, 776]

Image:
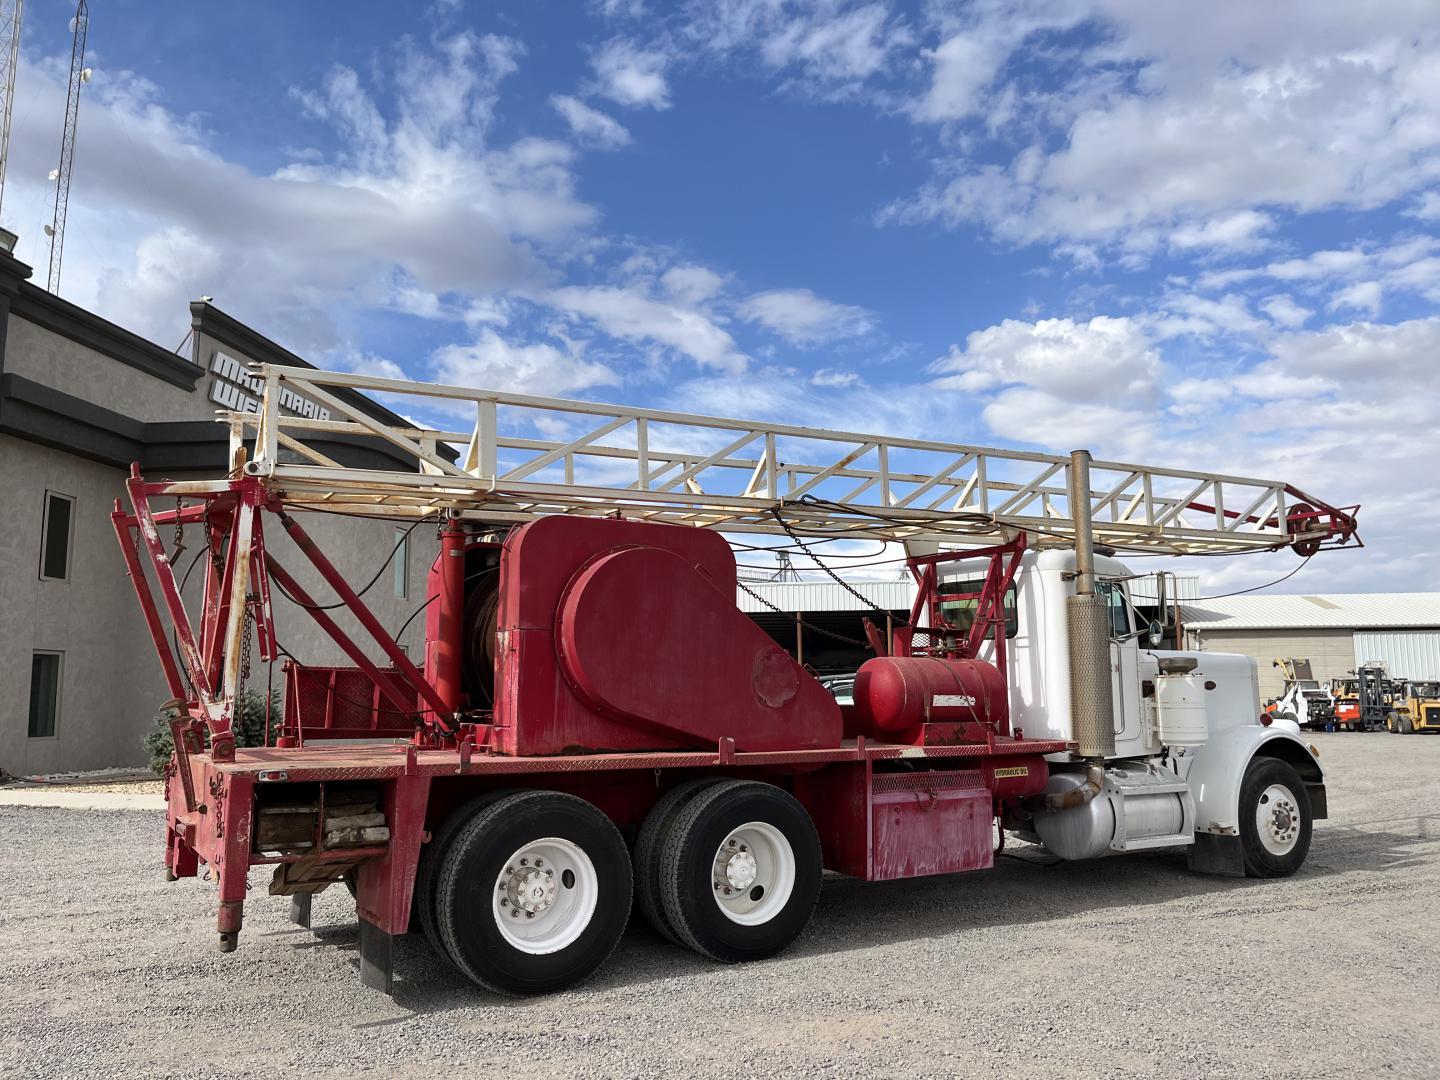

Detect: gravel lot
[2, 733, 1437, 1080]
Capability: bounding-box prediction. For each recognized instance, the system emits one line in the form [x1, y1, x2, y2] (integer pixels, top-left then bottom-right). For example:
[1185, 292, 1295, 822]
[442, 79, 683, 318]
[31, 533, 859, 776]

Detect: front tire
[435, 790, 631, 995]
[1239, 758, 1312, 878]
[659, 780, 822, 963]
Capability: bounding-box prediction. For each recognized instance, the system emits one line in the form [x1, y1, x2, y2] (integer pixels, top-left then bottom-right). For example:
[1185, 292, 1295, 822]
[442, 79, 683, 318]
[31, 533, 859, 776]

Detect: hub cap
[1255, 784, 1302, 856]
[711, 821, 796, 926]
[492, 837, 596, 954]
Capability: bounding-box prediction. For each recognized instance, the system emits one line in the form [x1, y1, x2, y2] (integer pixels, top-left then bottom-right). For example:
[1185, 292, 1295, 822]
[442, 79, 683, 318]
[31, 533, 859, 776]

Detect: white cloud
[433, 330, 619, 397]
[681, 1, 913, 101]
[5, 33, 595, 355]
[550, 94, 632, 149]
[1169, 210, 1274, 253]
[592, 38, 671, 109]
[913, 32, 1004, 123]
[660, 264, 727, 306]
[1260, 295, 1313, 329]
[1411, 191, 1440, 221]
[811, 368, 864, 388]
[738, 288, 873, 345]
[930, 316, 1160, 404]
[1330, 280, 1383, 316]
[548, 285, 747, 372]
[885, 9, 1440, 263]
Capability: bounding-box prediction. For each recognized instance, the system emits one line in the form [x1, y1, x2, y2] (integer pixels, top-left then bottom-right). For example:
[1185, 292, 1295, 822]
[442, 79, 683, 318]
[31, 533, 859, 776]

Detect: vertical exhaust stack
[1067, 449, 1116, 762]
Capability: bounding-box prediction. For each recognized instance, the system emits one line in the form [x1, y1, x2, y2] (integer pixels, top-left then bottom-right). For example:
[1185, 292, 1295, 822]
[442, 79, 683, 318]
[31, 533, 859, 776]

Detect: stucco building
[0, 250, 436, 774]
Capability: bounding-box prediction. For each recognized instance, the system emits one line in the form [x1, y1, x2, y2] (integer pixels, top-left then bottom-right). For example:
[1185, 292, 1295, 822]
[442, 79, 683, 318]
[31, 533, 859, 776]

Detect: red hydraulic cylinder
[434, 519, 467, 716]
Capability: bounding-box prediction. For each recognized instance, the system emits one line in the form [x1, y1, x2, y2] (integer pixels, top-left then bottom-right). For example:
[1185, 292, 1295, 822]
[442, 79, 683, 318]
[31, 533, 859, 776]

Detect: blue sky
[5, 0, 1439, 592]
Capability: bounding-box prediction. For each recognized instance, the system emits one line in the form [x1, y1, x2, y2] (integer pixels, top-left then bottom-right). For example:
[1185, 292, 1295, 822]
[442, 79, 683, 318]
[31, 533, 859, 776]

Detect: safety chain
[171, 498, 186, 561]
[735, 578, 871, 648]
[239, 601, 254, 688]
[768, 508, 896, 620]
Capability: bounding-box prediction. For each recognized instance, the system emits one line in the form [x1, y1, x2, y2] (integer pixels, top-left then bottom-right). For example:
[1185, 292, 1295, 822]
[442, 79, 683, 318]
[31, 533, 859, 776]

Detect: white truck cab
[952, 548, 1326, 877]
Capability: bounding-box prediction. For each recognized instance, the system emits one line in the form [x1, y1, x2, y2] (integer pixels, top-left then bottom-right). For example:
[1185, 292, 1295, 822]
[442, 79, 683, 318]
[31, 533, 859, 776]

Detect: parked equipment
[1331, 664, 1401, 731]
[1389, 681, 1440, 734]
[111, 364, 1360, 996]
[1266, 658, 1334, 730]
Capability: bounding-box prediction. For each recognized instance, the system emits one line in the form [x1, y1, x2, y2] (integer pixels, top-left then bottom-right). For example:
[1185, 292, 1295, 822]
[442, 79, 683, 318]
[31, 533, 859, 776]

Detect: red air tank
[852, 656, 1009, 736]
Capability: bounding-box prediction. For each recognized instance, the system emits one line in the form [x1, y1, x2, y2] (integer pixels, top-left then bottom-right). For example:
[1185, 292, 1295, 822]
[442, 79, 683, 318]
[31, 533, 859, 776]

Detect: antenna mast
[0, 0, 22, 223]
[45, 0, 87, 294]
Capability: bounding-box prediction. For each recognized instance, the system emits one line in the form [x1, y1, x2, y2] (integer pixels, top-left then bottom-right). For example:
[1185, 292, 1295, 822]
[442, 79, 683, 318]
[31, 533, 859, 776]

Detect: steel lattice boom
[220, 364, 1360, 556]
[0, 0, 23, 222]
[45, 0, 86, 294]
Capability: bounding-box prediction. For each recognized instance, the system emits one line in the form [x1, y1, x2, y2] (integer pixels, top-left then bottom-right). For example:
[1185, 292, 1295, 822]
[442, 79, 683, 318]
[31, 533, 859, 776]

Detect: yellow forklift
[1389, 680, 1440, 734]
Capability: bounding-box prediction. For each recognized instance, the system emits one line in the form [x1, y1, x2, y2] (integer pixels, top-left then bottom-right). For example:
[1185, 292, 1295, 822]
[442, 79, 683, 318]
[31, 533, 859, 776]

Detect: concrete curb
[0, 789, 166, 811]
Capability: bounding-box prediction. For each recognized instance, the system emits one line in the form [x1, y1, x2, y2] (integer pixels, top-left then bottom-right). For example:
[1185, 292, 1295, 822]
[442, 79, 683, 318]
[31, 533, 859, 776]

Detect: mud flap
[288, 893, 312, 929]
[359, 918, 394, 996]
[1187, 832, 1244, 877]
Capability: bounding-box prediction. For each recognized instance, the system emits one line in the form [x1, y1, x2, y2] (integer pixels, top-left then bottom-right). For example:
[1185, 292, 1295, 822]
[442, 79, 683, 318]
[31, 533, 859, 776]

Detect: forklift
[1337, 663, 1399, 732]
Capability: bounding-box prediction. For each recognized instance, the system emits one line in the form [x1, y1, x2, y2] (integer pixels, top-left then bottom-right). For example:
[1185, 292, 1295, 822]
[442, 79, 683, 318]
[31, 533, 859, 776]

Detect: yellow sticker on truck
[992, 766, 1030, 778]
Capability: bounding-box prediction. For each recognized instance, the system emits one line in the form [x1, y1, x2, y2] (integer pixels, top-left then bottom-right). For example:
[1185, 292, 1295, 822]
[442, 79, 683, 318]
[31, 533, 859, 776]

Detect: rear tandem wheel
[434, 790, 632, 995]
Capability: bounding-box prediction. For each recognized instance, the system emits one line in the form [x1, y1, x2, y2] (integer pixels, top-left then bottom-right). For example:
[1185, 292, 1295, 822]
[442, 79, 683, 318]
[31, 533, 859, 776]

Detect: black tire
[436, 790, 631, 995]
[1239, 757, 1313, 878]
[1399, 716, 1415, 734]
[634, 778, 721, 945]
[659, 780, 822, 963]
[415, 790, 513, 967]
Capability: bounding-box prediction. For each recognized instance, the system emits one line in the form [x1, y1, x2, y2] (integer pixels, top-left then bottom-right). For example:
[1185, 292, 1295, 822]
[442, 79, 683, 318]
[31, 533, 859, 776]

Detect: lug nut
[534, 859, 543, 867]
[724, 887, 732, 894]
[728, 839, 737, 848]
[546, 869, 554, 877]
[739, 845, 747, 853]
[501, 898, 509, 906]
[526, 911, 535, 919]
[511, 910, 520, 918]
[506, 866, 514, 875]
[520, 858, 529, 866]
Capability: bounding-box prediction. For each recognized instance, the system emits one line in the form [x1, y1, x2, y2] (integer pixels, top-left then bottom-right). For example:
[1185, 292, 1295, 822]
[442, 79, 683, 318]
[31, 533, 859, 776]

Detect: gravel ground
[1, 733, 1436, 1080]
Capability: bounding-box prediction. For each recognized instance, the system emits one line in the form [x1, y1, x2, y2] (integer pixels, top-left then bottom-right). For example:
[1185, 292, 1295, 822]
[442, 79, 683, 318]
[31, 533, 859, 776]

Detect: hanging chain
[171, 498, 186, 561]
[735, 578, 871, 648]
[239, 600, 254, 687]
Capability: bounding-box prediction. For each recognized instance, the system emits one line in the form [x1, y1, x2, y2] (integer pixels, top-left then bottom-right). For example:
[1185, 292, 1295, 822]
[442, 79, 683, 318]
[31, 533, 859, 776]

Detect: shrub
[143, 688, 282, 775]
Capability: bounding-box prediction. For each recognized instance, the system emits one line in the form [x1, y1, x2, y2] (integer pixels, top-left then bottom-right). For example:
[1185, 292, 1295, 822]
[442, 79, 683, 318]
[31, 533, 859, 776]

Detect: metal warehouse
[1182, 593, 1440, 700]
[0, 248, 437, 776]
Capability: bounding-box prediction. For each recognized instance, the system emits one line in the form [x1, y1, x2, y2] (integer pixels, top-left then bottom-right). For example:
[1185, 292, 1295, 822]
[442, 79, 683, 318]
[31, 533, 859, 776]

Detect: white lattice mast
[44, 0, 87, 294]
[0, 0, 23, 224]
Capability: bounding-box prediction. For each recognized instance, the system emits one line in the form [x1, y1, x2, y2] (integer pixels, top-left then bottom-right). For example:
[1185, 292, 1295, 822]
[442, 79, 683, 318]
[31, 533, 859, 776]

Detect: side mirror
[1147, 619, 1164, 647]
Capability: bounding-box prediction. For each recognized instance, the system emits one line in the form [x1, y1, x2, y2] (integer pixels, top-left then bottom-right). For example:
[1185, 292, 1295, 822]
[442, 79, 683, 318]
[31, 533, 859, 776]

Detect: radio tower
[0, 1, 22, 224]
[45, 0, 87, 294]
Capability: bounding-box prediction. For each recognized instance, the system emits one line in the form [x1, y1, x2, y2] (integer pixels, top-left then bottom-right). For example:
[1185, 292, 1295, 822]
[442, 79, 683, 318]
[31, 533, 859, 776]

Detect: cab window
[938, 578, 1019, 639]
[1096, 580, 1131, 637]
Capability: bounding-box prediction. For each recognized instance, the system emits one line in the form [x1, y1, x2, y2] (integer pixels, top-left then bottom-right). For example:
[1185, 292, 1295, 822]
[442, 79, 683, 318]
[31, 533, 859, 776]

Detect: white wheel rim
[491, 837, 597, 954]
[1255, 783, 1302, 856]
[710, 821, 795, 926]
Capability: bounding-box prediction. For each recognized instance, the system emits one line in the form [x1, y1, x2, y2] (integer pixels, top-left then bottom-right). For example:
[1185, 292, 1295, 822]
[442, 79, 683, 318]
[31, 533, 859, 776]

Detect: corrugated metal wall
[1189, 628, 1355, 700]
[1353, 631, 1440, 680]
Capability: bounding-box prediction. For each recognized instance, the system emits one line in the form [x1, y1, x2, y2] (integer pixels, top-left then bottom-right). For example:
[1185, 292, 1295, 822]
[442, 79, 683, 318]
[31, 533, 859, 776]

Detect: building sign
[207, 351, 332, 421]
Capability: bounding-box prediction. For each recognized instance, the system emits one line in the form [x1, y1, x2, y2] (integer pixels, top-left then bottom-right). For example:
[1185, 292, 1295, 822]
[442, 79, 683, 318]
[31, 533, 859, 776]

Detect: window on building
[938, 578, 1019, 639]
[393, 527, 409, 599]
[28, 652, 62, 738]
[39, 491, 74, 581]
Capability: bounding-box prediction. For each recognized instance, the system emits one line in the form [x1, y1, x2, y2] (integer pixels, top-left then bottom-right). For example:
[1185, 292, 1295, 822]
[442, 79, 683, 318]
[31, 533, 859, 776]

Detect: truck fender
[1185, 726, 1327, 838]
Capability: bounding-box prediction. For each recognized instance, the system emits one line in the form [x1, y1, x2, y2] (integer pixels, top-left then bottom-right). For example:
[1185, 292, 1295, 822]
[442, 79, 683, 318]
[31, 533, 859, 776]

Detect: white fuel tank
[1154, 673, 1209, 748]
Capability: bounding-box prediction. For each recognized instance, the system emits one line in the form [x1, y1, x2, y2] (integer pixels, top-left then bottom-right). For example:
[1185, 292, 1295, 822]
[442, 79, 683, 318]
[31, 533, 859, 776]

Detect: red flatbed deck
[210, 736, 1077, 782]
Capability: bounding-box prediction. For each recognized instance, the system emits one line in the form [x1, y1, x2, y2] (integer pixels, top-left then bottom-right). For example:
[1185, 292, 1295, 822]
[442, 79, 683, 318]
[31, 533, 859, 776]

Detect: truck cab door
[1097, 581, 1143, 749]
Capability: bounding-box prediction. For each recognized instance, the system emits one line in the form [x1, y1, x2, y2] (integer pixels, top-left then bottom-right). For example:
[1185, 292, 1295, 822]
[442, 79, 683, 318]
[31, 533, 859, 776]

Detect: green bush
[143, 688, 282, 775]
